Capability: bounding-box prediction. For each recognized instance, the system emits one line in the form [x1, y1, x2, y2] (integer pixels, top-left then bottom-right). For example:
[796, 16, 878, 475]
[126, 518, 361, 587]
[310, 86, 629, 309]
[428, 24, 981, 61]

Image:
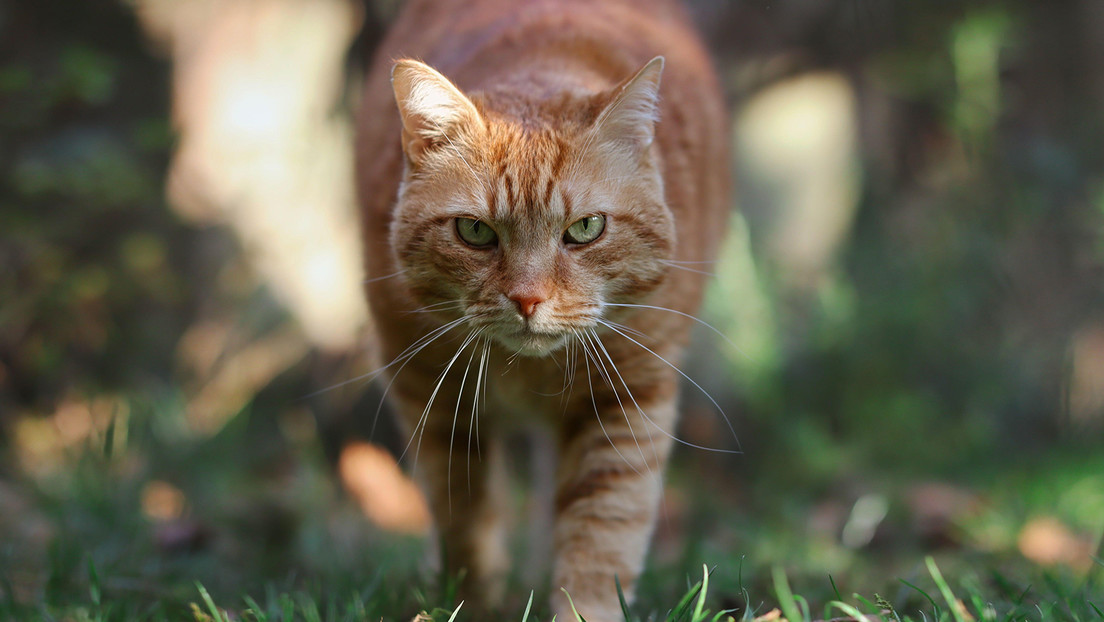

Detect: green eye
[456, 218, 498, 247]
[564, 215, 606, 244]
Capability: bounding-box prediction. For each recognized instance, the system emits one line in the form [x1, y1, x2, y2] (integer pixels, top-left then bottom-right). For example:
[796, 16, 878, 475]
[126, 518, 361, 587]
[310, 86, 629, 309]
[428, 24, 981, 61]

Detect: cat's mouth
[496, 326, 568, 357]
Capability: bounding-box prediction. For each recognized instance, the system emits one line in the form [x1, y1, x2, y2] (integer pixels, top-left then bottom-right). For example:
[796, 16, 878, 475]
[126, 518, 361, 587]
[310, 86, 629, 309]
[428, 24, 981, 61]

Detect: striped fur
[355, 1, 729, 619]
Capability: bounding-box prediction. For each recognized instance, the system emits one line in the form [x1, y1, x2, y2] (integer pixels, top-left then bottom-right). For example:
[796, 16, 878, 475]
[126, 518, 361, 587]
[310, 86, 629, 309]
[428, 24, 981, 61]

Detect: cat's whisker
[594, 318, 649, 341]
[662, 259, 717, 265]
[659, 260, 715, 277]
[467, 335, 490, 492]
[448, 334, 482, 516]
[572, 328, 642, 477]
[597, 320, 742, 454]
[603, 302, 747, 360]
[587, 327, 661, 480]
[403, 327, 485, 473]
[477, 337, 489, 458]
[559, 334, 578, 408]
[505, 346, 526, 366]
[363, 269, 408, 284]
[577, 329, 649, 474]
[406, 300, 466, 315]
[369, 315, 473, 438]
[303, 315, 469, 401]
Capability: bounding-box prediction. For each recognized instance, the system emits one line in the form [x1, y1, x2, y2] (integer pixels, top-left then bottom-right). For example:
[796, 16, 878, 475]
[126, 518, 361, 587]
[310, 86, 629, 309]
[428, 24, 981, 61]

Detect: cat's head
[387, 57, 674, 356]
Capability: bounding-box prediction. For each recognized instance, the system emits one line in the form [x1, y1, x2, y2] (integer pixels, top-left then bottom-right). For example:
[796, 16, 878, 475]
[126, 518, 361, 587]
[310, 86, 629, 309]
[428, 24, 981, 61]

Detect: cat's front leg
[550, 391, 677, 622]
[394, 397, 510, 611]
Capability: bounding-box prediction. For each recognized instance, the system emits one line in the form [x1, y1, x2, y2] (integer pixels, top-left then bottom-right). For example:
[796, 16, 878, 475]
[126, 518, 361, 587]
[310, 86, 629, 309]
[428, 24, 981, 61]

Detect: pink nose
[510, 294, 544, 318]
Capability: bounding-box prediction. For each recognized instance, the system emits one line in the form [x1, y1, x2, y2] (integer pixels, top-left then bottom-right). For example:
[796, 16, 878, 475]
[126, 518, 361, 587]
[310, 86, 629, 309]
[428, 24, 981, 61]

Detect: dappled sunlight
[1017, 517, 1095, 574]
[338, 441, 431, 535]
[2, 0, 1104, 616]
[140, 479, 187, 522]
[12, 394, 129, 477]
[180, 323, 308, 436]
[735, 72, 860, 290]
[136, 0, 368, 352]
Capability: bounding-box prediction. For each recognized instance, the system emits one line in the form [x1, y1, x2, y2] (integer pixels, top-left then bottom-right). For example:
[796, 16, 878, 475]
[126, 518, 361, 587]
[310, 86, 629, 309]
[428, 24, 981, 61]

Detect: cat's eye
[456, 217, 498, 247]
[564, 215, 606, 245]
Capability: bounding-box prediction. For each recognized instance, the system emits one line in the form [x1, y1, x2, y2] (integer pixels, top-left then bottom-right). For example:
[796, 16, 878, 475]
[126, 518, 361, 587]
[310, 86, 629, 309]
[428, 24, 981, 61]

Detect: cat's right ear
[391, 60, 484, 166]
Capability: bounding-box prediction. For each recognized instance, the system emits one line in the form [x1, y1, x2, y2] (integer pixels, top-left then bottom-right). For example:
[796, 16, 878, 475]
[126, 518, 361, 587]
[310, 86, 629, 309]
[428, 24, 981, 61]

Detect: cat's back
[356, 0, 730, 265]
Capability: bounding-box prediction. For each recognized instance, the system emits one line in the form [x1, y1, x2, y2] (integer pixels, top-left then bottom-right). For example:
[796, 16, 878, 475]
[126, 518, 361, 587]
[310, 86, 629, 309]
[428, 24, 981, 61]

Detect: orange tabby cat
[355, 0, 730, 618]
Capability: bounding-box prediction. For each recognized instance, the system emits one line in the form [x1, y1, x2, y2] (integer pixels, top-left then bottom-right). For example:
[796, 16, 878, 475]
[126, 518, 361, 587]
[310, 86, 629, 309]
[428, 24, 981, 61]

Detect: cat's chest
[483, 354, 576, 425]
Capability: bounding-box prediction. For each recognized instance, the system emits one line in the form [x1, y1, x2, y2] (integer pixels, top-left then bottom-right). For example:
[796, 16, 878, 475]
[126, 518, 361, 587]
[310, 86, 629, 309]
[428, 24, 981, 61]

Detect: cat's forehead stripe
[485, 128, 572, 219]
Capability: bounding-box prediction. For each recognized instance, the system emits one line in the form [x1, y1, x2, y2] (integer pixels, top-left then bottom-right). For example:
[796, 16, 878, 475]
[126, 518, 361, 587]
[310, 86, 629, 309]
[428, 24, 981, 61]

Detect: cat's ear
[593, 56, 665, 158]
[391, 59, 484, 166]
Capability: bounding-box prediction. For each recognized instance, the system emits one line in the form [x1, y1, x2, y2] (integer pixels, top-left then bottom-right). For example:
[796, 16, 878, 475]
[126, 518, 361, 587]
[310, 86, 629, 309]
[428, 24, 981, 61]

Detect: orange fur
[355, 1, 730, 619]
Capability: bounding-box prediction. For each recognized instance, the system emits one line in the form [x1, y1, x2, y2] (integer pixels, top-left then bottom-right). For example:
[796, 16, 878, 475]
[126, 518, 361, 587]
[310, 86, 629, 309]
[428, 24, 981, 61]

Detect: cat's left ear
[593, 56, 664, 158]
[391, 59, 484, 166]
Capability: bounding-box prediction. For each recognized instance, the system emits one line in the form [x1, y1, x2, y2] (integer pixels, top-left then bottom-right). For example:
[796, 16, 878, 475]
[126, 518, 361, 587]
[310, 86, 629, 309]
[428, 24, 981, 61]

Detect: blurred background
[1, 0, 1102, 618]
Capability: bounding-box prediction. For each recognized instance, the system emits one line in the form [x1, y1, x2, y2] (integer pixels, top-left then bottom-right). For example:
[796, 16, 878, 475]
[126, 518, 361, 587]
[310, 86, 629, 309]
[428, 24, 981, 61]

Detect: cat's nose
[509, 294, 544, 318]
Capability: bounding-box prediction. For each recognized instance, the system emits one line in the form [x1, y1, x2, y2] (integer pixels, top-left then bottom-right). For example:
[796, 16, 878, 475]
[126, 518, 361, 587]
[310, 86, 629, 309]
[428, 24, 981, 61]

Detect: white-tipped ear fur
[391, 59, 483, 165]
[593, 56, 665, 157]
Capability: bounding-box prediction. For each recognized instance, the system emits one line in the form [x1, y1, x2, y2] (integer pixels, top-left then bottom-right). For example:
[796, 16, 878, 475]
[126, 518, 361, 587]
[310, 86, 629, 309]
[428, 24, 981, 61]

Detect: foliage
[1, 0, 1103, 621]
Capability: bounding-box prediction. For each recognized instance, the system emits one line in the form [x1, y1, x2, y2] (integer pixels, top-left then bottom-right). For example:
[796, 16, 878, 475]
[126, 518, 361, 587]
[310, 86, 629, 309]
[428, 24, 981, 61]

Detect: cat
[354, 0, 730, 619]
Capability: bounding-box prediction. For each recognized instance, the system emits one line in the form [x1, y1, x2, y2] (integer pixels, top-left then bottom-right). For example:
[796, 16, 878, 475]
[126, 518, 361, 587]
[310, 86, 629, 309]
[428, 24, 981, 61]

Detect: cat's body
[355, 0, 729, 619]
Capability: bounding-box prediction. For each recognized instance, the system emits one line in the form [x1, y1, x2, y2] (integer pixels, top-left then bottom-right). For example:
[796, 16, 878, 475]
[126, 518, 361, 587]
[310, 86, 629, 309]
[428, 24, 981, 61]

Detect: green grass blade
[772, 567, 804, 622]
[827, 600, 874, 622]
[87, 558, 101, 606]
[1088, 601, 1102, 619]
[522, 591, 535, 622]
[900, 578, 941, 619]
[195, 583, 225, 622]
[693, 565, 710, 622]
[298, 593, 322, 622]
[616, 575, 633, 622]
[280, 592, 295, 621]
[668, 580, 705, 622]
[102, 415, 116, 460]
[926, 557, 966, 622]
[794, 594, 810, 622]
[562, 588, 588, 622]
[853, 593, 878, 615]
[446, 600, 464, 622]
[242, 595, 267, 622]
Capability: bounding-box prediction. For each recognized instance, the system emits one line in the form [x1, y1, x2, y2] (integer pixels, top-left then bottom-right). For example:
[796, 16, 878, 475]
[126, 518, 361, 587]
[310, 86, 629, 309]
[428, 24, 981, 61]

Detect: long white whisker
[559, 334, 577, 409]
[597, 320, 742, 454]
[406, 300, 466, 315]
[587, 327, 659, 480]
[572, 329, 641, 476]
[363, 269, 407, 284]
[596, 318, 649, 341]
[400, 328, 483, 469]
[448, 335, 481, 516]
[467, 336, 489, 492]
[368, 316, 472, 438]
[603, 302, 746, 358]
[479, 339, 490, 459]
[304, 315, 469, 401]
[659, 261, 715, 277]
[577, 329, 647, 470]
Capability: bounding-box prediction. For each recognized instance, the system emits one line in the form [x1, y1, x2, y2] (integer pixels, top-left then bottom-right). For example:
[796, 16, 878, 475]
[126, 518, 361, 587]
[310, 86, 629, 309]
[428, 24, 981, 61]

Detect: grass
[3, 5, 1103, 619]
[1, 397, 1101, 621]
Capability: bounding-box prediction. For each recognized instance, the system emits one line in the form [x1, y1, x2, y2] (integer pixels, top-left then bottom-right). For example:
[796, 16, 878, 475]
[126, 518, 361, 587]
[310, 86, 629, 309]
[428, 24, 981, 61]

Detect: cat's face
[389, 59, 673, 356]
